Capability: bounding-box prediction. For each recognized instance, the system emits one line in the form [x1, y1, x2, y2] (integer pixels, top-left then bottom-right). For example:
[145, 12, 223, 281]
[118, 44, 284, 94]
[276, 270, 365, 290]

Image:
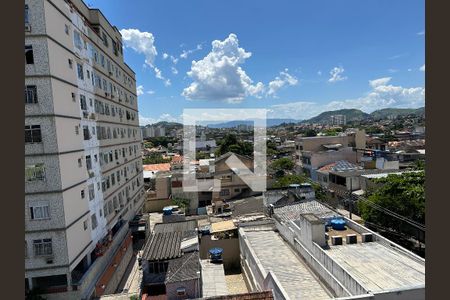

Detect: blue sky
[87, 0, 425, 124]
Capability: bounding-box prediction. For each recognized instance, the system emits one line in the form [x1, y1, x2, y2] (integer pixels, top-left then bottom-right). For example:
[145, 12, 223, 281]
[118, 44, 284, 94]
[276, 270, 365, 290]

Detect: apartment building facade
[25, 0, 145, 298]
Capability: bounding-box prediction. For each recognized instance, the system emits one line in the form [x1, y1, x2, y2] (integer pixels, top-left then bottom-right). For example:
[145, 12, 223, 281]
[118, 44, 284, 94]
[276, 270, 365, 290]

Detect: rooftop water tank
[330, 218, 346, 230]
[209, 247, 224, 263]
[163, 206, 173, 215]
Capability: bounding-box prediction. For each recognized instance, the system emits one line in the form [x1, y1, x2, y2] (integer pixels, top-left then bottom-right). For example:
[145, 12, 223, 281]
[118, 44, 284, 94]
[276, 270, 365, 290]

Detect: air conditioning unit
[362, 233, 373, 243]
[346, 234, 357, 244]
[331, 235, 343, 246]
[25, 24, 31, 32]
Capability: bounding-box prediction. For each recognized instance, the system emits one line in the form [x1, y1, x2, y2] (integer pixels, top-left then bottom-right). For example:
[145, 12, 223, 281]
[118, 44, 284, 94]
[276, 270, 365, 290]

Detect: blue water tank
[163, 206, 173, 215]
[330, 218, 346, 230]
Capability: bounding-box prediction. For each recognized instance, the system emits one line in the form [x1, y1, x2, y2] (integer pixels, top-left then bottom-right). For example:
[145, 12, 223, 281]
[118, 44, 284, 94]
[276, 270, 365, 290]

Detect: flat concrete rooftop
[326, 242, 425, 292]
[201, 260, 228, 298]
[244, 230, 333, 299]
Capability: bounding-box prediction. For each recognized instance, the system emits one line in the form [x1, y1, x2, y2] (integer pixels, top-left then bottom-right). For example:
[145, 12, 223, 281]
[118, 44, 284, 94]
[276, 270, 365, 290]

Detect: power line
[350, 194, 425, 231]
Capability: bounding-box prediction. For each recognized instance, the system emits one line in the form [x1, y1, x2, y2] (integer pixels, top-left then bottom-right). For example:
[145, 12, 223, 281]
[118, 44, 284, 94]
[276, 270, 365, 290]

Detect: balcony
[71, 222, 130, 299]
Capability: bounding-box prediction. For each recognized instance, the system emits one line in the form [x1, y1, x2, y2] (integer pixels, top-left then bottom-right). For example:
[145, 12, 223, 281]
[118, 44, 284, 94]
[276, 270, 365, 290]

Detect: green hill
[303, 109, 369, 124]
[370, 107, 425, 120]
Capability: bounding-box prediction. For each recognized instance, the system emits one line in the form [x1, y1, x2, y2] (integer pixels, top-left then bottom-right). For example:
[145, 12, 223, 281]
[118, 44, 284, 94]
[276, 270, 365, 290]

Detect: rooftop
[325, 242, 425, 292]
[202, 291, 273, 300]
[201, 260, 229, 298]
[274, 200, 340, 223]
[242, 229, 333, 299]
[143, 163, 171, 172]
[317, 160, 362, 173]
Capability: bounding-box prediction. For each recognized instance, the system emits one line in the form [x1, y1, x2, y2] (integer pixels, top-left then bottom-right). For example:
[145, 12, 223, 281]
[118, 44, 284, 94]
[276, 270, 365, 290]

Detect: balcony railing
[71, 223, 130, 298]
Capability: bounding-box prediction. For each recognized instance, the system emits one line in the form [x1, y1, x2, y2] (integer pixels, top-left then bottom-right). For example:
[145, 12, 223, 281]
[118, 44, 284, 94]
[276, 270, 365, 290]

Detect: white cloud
[388, 69, 399, 73]
[369, 77, 391, 88]
[136, 85, 145, 96]
[417, 30, 425, 36]
[120, 28, 171, 86]
[120, 28, 157, 67]
[328, 66, 347, 83]
[171, 66, 179, 75]
[147, 90, 155, 95]
[317, 71, 322, 76]
[269, 78, 424, 120]
[420, 64, 425, 72]
[182, 33, 265, 103]
[408, 68, 412, 72]
[267, 69, 299, 97]
[162, 53, 169, 59]
[180, 44, 203, 59]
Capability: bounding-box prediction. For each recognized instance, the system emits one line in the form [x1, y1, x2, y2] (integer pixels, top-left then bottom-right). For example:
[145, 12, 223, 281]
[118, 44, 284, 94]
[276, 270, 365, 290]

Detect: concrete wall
[144, 198, 172, 213]
[200, 236, 240, 270]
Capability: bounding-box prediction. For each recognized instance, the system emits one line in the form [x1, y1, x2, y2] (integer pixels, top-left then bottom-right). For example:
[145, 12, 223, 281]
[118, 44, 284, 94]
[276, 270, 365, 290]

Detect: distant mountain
[141, 121, 183, 129]
[303, 109, 369, 124]
[370, 107, 425, 120]
[206, 118, 300, 128]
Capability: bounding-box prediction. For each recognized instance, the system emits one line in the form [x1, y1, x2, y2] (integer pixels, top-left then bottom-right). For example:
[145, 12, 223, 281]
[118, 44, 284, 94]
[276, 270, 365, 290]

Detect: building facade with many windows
[25, 0, 145, 298]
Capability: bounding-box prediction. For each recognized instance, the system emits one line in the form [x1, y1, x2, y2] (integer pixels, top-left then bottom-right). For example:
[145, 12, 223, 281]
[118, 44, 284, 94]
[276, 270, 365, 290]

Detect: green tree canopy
[216, 134, 253, 156]
[270, 158, 294, 171]
[358, 171, 425, 228]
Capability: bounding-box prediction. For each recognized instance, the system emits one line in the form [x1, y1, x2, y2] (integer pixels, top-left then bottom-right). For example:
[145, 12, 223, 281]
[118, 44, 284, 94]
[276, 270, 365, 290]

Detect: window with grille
[91, 214, 98, 229]
[33, 239, 52, 256]
[25, 85, 37, 104]
[88, 184, 95, 200]
[25, 125, 42, 143]
[80, 95, 87, 110]
[30, 203, 50, 220]
[74, 30, 82, 50]
[77, 63, 84, 80]
[83, 126, 90, 140]
[25, 164, 45, 181]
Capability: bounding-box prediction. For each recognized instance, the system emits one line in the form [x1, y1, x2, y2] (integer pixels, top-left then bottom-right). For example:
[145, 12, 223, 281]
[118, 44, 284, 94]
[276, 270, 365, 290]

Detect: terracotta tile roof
[143, 163, 171, 172]
[171, 155, 183, 164]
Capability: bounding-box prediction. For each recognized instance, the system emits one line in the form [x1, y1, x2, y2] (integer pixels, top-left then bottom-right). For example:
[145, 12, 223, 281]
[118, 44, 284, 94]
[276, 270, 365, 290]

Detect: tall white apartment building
[25, 0, 145, 298]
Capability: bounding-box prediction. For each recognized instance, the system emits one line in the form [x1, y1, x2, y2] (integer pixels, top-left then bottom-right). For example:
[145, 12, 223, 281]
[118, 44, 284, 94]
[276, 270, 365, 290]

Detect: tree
[304, 129, 317, 137]
[270, 158, 294, 171]
[215, 133, 253, 156]
[142, 153, 171, 164]
[358, 171, 425, 230]
[271, 174, 307, 188]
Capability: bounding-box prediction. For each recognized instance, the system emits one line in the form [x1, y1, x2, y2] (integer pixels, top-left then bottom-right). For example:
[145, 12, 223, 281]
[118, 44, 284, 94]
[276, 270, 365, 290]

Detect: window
[83, 219, 88, 230]
[74, 30, 82, 49]
[80, 95, 87, 110]
[91, 214, 98, 229]
[219, 189, 230, 196]
[88, 184, 95, 200]
[71, 92, 76, 101]
[30, 203, 50, 220]
[83, 126, 90, 140]
[24, 125, 42, 143]
[103, 203, 108, 216]
[65, 24, 69, 35]
[25, 164, 45, 181]
[111, 173, 115, 186]
[68, 59, 73, 68]
[77, 63, 84, 80]
[78, 158, 82, 167]
[86, 155, 92, 170]
[176, 288, 186, 296]
[75, 125, 79, 135]
[33, 239, 52, 256]
[100, 54, 105, 67]
[86, 69, 90, 79]
[25, 241, 28, 258]
[102, 32, 108, 47]
[25, 45, 34, 64]
[25, 4, 29, 24]
[81, 189, 85, 199]
[24, 85, 37, 104]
